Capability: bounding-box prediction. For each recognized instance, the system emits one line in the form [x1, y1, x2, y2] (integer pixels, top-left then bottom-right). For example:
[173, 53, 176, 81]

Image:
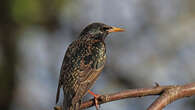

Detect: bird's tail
[56, 82, 61, 104]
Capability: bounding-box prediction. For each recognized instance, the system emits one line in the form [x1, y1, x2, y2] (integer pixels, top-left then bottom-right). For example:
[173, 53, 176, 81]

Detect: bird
[56, 22, 124, 110]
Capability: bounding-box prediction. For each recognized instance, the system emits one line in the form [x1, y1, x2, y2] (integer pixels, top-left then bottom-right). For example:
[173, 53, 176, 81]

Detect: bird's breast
[71, 40, 106, 72]
[90, 41, 106, 69]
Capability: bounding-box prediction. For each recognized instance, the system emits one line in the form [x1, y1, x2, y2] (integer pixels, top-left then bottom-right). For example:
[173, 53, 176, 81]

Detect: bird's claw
[88, 90, 101, 110]
[94, 94, 100, 110]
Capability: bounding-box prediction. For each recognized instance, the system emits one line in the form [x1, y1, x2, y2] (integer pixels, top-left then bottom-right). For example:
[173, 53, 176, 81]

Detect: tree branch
[54, 83, 195, 110]
[147, 83, 195, 110]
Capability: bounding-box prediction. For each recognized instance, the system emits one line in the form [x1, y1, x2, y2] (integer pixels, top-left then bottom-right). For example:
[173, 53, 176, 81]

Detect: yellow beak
[108, 26, 125, 33]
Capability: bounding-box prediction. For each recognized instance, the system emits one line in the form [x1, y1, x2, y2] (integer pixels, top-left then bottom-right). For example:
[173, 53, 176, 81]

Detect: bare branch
[54, 83, 195, 110]
[80, 85, 171, 109]
[147, 83, 195, 110]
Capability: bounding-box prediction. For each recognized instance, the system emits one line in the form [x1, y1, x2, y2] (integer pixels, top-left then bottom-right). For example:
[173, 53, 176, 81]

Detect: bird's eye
[102, 27, 110, 31]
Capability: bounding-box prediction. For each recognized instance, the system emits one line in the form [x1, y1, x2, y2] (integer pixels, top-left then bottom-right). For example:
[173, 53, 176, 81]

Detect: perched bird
[56, 22, 124, 110]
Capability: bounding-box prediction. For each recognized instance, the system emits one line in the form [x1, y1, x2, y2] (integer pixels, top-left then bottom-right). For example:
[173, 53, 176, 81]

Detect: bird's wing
[56, 41, 77, 104]
[70, 41, 105, 104]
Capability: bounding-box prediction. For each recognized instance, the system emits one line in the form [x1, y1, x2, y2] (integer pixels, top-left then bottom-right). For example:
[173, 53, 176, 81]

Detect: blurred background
[1, 0, 195, 110]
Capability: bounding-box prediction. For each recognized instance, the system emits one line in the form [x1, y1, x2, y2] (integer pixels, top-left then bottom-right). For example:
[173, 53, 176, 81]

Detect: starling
[56, 22, 124, 110]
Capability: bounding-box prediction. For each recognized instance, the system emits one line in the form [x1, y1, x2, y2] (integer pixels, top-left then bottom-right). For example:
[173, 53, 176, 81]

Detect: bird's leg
[88, 90, 100, 110]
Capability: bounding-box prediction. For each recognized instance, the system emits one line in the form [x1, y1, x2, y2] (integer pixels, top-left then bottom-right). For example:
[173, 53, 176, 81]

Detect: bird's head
[79, 22, 124, 40]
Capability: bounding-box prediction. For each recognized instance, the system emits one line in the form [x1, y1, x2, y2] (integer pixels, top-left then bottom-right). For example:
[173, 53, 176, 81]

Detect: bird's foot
[88, 90, 101, 110]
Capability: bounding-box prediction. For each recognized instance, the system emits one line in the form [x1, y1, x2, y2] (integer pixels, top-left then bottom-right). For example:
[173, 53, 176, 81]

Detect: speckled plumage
[56, 23, 124, 110]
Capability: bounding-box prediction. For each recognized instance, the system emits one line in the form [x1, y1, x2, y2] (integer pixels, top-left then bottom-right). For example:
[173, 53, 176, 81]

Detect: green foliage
[10, 0, 70, 25]
[11, 0, 42, 24]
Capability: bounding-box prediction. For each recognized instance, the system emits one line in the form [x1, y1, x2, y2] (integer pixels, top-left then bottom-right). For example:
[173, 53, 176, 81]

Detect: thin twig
[80, 85, 171, 109]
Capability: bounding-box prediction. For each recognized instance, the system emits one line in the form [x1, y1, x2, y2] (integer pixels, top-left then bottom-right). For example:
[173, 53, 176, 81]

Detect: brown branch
[54, 83, 195, 110]
[147, 83, 195, 110]
[80, 85, 171, 109]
